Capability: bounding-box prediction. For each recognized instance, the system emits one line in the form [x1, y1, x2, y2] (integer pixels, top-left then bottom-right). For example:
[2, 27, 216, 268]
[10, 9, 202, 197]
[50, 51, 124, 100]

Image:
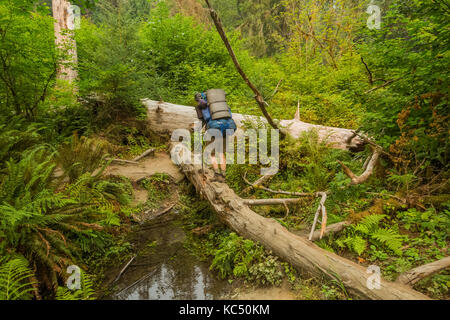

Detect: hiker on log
[194, 89, 237, 181]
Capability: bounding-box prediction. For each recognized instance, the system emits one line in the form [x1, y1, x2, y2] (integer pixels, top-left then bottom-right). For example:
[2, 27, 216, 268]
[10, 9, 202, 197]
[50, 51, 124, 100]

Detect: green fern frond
[351, 236, 367, 256]
[0, 256, 36, 300]
[371, 228, 403, 255]
[361, 214, 387, 228]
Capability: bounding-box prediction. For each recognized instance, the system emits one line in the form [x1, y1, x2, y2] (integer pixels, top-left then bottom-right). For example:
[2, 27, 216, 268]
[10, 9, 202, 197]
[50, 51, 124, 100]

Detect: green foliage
[358, 0, 449, 171]
[76, 0, 148, 123]
[0, 255, 35, 300]
[0, 0, 57, 118]
[0, 144, 132, 296]
[397, 207, 449, 244]
[210, 232, 264, 279]
[56, 133, 110, 183]
[336, 214, 405, 256]
[137, 1, 251, 105]
[248, 254, 284, 286]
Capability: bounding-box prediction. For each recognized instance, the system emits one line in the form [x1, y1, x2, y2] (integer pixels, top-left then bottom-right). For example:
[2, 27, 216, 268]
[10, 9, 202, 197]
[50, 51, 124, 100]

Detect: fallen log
[172, 145, 429, 299]
[396, 256, 450, 286]
[144, 99, 364, 151]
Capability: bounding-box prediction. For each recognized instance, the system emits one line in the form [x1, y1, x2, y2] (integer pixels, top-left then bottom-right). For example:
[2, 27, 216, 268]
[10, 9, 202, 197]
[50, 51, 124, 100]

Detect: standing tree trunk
[52, 0, 78, 83]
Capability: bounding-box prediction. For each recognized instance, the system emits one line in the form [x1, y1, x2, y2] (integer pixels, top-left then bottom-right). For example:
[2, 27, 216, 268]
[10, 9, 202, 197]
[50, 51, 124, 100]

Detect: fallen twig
[132, 148, 155, 162]
[106, 158, 139, 165]
[243, 172, 313, 197]
[242, 174, 274, 194]
[144, 202, 177, 220]
[243, 198, 304, 206]
[113, 255, 136, 284]
[114, 266, 159, 296]
[309, 192, 327, 240]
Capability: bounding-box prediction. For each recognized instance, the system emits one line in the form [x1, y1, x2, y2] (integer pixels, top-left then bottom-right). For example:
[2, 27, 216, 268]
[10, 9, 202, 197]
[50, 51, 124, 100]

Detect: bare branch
[204, 0, 285, 137]
[365, 78, 400, 94]
[267, 78, 283, 101]
[294, 99, 300, 121]
[132, 148, 155, 162]
[338, 146, 382, 185]
[242, 174, 274, 193]
[309, 221, 350, 241]
[243, 198, 305, 206]
[105, 158, 139, 165]
[243, 172, 314, 197]
[309, 192, 327, 240]
[361, 56, 373, 86]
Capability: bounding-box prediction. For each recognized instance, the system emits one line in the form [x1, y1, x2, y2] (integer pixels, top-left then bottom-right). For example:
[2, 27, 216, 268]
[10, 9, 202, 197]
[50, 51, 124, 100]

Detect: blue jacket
[197, 99, 211, 123]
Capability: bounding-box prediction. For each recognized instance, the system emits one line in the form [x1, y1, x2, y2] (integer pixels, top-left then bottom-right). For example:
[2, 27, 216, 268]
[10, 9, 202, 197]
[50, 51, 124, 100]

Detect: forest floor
[98, 151, 304, 300]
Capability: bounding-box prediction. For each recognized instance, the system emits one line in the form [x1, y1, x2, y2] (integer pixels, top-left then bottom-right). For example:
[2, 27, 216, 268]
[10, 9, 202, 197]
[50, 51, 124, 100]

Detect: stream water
[106, 211, 232, 300]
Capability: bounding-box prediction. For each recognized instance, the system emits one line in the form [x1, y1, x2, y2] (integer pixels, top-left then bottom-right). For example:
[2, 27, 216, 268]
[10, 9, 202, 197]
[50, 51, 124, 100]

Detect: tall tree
[52, 0, 78, 82]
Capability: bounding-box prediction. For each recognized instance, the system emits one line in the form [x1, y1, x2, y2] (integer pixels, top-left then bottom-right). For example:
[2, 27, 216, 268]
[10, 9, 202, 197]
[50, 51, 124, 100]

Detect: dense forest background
[0, 0, 448, 300]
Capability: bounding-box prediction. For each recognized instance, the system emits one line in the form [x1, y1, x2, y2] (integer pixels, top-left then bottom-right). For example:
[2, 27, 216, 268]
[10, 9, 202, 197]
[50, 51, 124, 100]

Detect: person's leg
[219, 135, 227, 173]
[210, 151, 219, 172]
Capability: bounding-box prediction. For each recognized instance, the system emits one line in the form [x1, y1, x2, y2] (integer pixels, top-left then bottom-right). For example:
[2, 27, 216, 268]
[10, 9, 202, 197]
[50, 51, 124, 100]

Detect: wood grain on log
[172, 143, 429, 300]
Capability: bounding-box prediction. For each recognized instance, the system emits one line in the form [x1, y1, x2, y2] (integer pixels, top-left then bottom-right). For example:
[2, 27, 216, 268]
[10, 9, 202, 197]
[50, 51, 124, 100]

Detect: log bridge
[144, 99, 434, 300]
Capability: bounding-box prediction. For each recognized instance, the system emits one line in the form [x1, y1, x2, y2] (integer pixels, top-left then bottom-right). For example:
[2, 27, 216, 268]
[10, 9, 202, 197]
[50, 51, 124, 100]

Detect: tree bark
[397, 256, 450, 286]
[52, 0, 78, 83]
[172, 144, 429, 299]
[144, 99, 365, 151]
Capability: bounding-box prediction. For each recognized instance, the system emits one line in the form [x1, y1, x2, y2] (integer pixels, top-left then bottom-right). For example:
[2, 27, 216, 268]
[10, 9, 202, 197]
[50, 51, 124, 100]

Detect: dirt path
[105, 151, 184, 185]
[104, 151, 184, 207]
[231, 281, 298, 300]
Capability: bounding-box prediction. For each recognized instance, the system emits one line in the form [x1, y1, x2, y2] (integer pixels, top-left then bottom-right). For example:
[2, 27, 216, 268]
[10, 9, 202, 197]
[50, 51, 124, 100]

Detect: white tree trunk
[52, 0, 78, 82]
[144, 99, 364, 150]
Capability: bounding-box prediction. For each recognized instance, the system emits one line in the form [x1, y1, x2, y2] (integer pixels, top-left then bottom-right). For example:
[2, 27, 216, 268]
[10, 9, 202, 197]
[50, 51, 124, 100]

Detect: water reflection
[111, 214, 230, 300]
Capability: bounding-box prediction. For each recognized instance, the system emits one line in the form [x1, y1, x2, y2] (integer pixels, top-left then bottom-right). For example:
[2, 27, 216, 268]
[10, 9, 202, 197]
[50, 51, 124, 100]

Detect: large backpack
[205, 89, 231, 120]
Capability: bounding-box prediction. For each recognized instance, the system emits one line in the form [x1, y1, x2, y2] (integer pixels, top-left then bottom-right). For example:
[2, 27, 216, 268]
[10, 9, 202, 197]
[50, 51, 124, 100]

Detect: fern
[358, 214, 387, 230]
[336, 214, 404, 257]
[0, 256, 36, 300]
[56, 134, 109, 183]
[351, 236, 367, 256]
[371, 228, 404, 255]
[340, 235, 367, 255]
[55, 271, 95, 300]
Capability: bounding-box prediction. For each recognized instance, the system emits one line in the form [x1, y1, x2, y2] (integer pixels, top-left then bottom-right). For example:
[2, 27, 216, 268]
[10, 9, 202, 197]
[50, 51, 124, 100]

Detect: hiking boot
[214, 171, 225, 182]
